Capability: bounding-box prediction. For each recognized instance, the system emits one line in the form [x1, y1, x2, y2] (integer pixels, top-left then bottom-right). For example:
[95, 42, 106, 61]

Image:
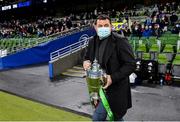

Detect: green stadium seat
[163, 44, 174, 61]
[158, 54, 168, 64]
[158, 53, 168, 74]
[172, 54, 180, 76]
[159, 36, 167, 46]
[162, 31, 172, 38]
[170, 34, 179, 37]
[159, 36, 167, 41]
[172, 59, 180, 65]
[167, 36, 178, 45]
[140, 37, 148, 41]
[137, 44, 146, 52]
[142, 53, 150, 60]
[164, 31, 171, 35]
[149, 44, 160, 60]
[131, 36, 139, 41]
[163, 44, 174, 53]
[136, 44, 147, 59]
[174, 54, 180, 60]
[148, 37, 157, 45]
[177, 50, 180, 54]
[149, 44, 159, 52]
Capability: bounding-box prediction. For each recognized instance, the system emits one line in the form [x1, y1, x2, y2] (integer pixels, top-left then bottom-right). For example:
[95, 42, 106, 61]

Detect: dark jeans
[92, 100, 126, 121]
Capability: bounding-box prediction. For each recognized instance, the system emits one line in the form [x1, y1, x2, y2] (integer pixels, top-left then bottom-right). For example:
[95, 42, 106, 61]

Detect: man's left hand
[103, 75, 112, 89]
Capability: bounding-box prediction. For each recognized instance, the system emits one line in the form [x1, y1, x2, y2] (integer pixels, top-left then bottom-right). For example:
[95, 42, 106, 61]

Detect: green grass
[0, 91, 91, 121]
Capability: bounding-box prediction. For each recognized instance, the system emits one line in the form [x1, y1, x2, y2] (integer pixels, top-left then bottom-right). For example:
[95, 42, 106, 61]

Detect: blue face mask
[97, 27, 111, 40]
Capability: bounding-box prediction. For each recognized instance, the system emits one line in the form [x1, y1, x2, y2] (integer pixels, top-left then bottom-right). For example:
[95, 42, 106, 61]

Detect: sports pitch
[0, 91, 90, 121]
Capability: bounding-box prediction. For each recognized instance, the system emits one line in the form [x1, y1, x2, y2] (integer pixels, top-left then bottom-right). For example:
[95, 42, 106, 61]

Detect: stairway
[61, 66, 86, 77]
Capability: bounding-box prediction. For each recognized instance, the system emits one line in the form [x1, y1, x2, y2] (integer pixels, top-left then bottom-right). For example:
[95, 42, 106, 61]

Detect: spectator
[145, 17, 152, 26]
[153, 24, 162, 38]
[171, 24, 180, 34]
[123, 26, 131, 37]
[142, 26, 152, 38]
[170, 13, 178, 26]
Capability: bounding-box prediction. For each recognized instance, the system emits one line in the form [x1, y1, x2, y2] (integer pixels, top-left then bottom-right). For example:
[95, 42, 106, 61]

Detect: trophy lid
[87, 59, 102, 78]
[91, 59, 100, 71]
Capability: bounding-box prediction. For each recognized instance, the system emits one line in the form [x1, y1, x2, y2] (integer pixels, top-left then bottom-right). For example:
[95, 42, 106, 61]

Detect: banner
[0, 28, 96, 70]
[112, 22, 125, 31]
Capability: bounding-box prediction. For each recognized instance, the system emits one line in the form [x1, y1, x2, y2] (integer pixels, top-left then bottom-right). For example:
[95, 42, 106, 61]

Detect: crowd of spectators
[0, 16, 90, 39]
[116, 2, 180, 38]
[69, 2, 179, 38]
[0, 2, 179, 39]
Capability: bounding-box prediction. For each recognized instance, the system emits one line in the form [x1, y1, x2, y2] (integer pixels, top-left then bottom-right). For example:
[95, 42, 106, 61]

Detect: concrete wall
[49, 48, 86, 79]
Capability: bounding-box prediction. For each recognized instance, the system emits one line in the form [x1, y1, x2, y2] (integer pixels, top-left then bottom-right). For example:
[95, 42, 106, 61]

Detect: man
[83, 14, 135, 121]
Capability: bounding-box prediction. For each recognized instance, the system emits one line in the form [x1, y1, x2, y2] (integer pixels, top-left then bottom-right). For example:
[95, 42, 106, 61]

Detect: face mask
[97, 27, 111, 40]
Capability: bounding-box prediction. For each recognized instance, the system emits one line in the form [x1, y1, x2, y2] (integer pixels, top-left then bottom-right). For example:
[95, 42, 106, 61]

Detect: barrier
[0, 28, 96, 70]
[49, 36, 93, 79]
[50, 34, 90, 61]
[0, 25, 91, 56]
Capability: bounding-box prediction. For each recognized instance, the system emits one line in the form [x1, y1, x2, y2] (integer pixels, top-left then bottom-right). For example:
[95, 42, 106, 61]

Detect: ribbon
[99, 86, 114, 121]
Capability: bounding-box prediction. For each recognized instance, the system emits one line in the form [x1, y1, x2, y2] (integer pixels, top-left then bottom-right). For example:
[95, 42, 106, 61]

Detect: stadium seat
[172, 54, 180, 77]
[158, 53, 168, 74]
[149, 44, 159, 52]
[164, 31, 172, 35]
[142, 53, 150, 60]
[177, 49, 180, 54]
[131, 36, 140, 40]
[136, 44, 146, 59]
[137, 44, 146, 51]
[163, 44, 174, 52]
[148, 37, 157, 44]
[167, 36, 178, 45]
[162, 31, 172, 39]
[159, 36, 168, 46]
[149, 44, 159, 60]
[163, 44, 174, 61]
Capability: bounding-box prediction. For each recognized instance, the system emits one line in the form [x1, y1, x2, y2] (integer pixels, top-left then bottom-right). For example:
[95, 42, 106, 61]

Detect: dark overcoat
[84, 32, 136, 116]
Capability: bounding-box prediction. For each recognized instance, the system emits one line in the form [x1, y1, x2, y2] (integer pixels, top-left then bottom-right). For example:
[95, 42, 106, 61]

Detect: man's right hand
[83, 60, 91, 70]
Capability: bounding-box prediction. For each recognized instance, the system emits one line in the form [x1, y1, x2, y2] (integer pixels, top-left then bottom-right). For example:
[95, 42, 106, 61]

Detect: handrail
[50, 36, 93, 61]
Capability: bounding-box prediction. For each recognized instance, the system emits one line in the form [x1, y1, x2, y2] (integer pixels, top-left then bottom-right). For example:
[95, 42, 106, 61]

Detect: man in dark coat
[83, 14, 136, 121]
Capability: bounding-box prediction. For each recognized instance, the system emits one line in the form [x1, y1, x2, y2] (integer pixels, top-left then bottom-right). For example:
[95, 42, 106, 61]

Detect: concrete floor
[0, 64, 180, 121]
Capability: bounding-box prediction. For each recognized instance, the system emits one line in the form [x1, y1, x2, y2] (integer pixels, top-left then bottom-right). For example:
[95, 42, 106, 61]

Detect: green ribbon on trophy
[99, 86, 114, 121]
[86, 59, 114, 121]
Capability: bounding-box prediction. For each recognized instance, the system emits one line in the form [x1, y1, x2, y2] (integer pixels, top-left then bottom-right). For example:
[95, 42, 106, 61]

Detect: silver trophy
[86, 59, 107, 107]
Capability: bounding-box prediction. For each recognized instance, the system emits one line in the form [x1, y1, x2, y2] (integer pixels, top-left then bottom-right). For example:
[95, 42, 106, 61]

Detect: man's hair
[94, 14, 111, 25]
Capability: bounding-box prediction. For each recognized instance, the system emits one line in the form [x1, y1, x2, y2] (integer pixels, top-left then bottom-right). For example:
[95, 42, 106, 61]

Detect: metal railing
[50, 36, 93, 61]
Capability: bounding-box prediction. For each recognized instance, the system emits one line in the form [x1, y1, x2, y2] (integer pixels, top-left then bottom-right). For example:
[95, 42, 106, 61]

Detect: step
[62, 71, 86, 77]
